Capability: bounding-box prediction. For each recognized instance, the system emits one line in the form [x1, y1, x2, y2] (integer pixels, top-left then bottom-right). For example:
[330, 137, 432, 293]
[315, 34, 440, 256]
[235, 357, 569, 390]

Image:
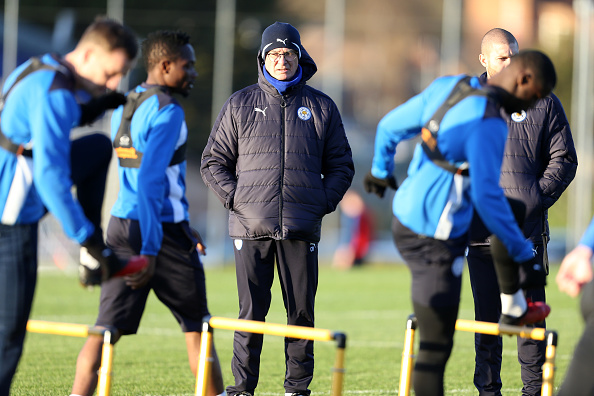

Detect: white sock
[500, 289, 526, 318]
[80, 246, 100, 269]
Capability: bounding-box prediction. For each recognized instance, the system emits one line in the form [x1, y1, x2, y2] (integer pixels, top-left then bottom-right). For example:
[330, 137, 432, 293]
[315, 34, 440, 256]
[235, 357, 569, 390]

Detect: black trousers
[70, 133, 112, 231]
[392, 216, 467, 396]
[227, 239, 318, 396]
[0, 133, 111, 396]
[467, 245, 546, 396]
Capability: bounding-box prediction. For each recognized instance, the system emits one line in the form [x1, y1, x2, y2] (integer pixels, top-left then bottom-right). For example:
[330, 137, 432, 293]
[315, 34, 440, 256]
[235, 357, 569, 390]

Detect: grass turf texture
[10, 263, 582, 395]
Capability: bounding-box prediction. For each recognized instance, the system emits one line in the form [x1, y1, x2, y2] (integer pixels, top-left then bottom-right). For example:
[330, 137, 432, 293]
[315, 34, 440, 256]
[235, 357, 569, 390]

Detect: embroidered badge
[234, 239, 243, 251]
[511, 110, 527, 122]
[297, 106, 312, 121]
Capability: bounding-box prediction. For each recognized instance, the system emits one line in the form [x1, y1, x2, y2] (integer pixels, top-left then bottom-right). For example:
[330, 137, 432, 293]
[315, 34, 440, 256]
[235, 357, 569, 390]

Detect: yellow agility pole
[455, 319, 547, 340]
[195, 316, 347, 396]
[26, 319, 103, 337]
[27, 320, 116, 396]
[209, 316, 336, 341]
[541, 331, 558, 396]
[96, 329, 115, 396]
[399, 314, 417, 396]
[398, 316, 558, 396]
[195, 320, 214, 396]
[330, 333, 347, 396]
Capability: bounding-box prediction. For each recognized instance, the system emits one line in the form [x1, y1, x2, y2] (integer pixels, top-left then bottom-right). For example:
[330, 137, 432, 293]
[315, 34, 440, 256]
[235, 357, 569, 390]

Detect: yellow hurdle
[398, 316, 558, 396]
[26, 320, 116, 396]
[195, 316, 347, 396]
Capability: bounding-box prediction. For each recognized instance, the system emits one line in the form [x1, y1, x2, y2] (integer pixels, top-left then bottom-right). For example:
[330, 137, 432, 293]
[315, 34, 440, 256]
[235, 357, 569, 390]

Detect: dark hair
[514, 50, 557, 95]
[79, 16, 138, 60]
[141, 30, 191, 71]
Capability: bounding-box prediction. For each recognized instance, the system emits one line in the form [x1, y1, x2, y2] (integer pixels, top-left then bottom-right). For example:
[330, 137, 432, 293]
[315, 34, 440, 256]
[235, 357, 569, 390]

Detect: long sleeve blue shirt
[110, 84, 189, 256]
[372, 74, 534, 262]
[579, 218, 594, 250]
[0, 53, 93, 243]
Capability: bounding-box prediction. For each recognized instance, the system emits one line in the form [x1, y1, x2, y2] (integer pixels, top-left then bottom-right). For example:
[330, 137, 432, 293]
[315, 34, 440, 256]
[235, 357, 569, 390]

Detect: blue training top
[578, 217, 594, 250]
[110, 83, 190, 256]
[371, 74, 534, 262]
[0, 53, 94, 243]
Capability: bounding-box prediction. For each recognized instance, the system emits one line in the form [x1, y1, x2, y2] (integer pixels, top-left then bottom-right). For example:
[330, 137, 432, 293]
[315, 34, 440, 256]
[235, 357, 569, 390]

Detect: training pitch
[10, 262, 583, 395]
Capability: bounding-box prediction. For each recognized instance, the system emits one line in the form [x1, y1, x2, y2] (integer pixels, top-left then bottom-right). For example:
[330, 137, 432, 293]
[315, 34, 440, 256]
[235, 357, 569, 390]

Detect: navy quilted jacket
[469, 72, 577, 245]
[201, 48, 354, 242]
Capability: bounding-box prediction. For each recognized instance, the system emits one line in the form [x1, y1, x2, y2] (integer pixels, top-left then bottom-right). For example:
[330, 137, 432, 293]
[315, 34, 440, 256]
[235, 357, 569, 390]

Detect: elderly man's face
[264, 48, 298, 81]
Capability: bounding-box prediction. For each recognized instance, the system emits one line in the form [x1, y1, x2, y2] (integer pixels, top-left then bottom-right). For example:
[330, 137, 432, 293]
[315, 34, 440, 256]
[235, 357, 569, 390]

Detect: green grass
[10, 263, 584, 395]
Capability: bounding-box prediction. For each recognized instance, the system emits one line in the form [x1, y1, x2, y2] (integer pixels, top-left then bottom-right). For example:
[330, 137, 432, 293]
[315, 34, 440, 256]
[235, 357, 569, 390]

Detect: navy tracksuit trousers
[467, 244, 546, 396]
[227, 238, 318, 396]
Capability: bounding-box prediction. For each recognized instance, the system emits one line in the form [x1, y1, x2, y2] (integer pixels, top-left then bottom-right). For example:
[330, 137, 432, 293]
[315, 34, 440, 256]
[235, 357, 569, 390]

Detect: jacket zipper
[279, 97, 287, 237]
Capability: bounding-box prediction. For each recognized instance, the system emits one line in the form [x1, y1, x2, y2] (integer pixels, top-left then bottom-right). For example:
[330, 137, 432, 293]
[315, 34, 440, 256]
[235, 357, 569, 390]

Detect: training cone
[113, 255, 148, 277]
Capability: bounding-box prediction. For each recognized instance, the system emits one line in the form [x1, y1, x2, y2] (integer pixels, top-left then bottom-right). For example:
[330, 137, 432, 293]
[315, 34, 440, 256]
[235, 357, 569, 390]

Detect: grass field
[10, 262, 584, 395]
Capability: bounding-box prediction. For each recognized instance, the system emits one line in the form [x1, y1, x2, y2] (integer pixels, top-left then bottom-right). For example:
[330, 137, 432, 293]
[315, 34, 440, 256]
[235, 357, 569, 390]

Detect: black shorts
[96, 216, 210, 334]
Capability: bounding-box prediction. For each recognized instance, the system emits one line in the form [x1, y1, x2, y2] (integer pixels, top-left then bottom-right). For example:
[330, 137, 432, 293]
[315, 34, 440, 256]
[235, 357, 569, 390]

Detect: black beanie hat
[260, 22, 302, 59]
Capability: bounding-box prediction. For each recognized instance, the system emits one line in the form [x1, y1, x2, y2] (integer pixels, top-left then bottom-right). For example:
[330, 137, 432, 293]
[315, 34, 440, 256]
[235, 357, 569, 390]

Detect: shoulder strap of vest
[114, 86, 187, 168]
[0, 56, 72, 157]
[420, 76, 492, 176]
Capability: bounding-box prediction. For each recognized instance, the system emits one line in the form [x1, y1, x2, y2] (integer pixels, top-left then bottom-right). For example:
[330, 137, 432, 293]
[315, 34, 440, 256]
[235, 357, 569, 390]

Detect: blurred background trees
[2, 0, 590, 264]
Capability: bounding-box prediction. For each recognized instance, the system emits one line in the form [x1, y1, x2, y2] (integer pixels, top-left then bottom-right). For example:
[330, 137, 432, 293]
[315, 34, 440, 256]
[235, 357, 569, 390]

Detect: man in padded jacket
[201, 21, 354, 396]
[467, 28, 577, 396]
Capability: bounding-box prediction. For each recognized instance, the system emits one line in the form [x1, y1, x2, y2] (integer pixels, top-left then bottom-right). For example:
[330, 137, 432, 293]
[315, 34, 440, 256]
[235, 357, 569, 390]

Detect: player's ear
[479, 54, 487, 68]
[160, 59, 171, 74]
[519, 71, 533, 86]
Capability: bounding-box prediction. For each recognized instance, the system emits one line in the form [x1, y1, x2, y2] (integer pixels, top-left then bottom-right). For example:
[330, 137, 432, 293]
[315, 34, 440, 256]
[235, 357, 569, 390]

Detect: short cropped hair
[512, 50, 557, 96]
[141, 30, 191, 71]
[481, 28, 518, 55]
[78, 16, 138, 60]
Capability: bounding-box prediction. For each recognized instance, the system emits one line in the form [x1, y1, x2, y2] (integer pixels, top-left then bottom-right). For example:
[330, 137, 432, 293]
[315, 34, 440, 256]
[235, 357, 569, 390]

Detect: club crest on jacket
[511, 110, 527, 122]
[297, 106, 312, 121]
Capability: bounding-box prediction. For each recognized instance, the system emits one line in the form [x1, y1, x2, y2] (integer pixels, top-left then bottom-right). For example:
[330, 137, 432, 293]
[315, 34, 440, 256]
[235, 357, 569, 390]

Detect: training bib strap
[0, 55, 73, 158]
[420, 76, 493, 177]
[113, 86, 187, 168]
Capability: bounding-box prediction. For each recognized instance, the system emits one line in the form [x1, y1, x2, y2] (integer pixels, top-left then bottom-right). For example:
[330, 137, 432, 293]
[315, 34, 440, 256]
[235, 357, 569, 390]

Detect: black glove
[519, 255, 547, 290]
[363, 171, 398, 198]
[80, 230, 121, 281]
[79, 91, 127, 126]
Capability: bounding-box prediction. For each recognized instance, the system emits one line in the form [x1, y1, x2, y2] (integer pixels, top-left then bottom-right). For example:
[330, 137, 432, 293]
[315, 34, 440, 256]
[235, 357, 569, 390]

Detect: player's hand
[81, 230, 113, 273]
[80, 230, 125, 282]
[363, 171, 398, 198]
[556, 245, 594, 298]
[79, 91, 127, 126]
[519, 255, 547, 290]
[124, 255, 156, 290]
[191, 228, 207, 256]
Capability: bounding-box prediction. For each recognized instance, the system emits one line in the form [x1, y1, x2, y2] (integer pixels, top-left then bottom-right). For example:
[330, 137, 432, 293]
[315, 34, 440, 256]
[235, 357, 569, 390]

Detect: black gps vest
[113, 86, 187, 168]
[0, 56, 73, 157]
[420, 76, 494, 176]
